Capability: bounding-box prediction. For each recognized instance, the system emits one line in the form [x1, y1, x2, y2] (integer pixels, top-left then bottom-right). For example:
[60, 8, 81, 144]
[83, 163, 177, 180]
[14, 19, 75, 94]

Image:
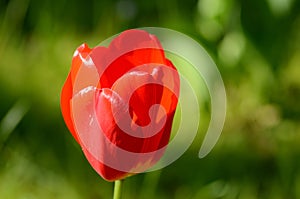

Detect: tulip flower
[60, 29, 180, 183]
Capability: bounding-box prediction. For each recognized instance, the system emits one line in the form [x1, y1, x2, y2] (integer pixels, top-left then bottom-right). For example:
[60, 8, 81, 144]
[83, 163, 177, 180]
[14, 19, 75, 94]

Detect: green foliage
[1, 0, 300, 198]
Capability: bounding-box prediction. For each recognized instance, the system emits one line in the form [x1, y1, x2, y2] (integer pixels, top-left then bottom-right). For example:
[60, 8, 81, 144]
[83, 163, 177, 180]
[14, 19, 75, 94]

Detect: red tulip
[61, 29, 180, 181]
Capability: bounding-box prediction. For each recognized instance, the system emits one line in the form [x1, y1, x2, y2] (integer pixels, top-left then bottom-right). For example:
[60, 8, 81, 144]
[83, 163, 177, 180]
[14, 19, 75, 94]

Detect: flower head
[61, 29, 180, 181]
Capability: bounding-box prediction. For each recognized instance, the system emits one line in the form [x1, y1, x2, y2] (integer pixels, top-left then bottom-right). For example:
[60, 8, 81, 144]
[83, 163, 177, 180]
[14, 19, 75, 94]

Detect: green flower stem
[113, 180, 123, 199]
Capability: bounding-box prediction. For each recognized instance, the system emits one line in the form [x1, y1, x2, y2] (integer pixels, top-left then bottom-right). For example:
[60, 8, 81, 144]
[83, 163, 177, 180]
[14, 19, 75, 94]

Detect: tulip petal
[61, 43, 92, 142]
[90, 30, 168, 89]
[71, 87, 159, 180]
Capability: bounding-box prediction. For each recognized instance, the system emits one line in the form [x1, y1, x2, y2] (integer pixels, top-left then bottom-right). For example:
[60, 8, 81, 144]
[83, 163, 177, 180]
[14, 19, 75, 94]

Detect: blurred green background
[1, 0, 300, 198]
